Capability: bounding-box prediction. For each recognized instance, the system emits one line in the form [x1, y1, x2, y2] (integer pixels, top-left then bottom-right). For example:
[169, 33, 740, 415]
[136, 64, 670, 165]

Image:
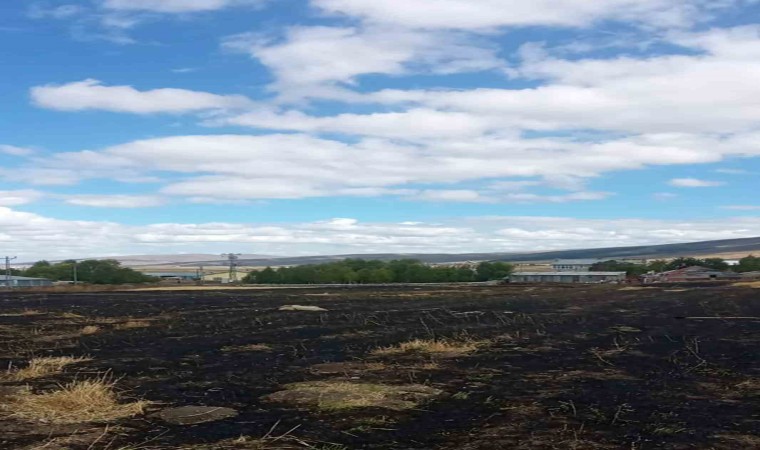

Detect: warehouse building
[551, 259, 602, 272]
[647, 266, 741, 283]
[509, 271, 626, 284]
[0, 276, 53, 288]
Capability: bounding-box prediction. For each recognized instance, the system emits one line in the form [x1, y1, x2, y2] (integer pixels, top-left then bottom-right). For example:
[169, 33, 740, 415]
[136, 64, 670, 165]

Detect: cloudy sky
[1, 0, 759, 260]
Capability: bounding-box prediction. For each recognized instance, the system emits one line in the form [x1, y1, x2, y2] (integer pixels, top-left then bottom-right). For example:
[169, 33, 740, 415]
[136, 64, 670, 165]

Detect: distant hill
[146, 236, 760, 267]
[38, 237, 759, 269]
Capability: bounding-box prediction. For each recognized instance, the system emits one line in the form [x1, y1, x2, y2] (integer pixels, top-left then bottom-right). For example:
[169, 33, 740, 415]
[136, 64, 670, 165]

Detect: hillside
[109, 236, 760, 268]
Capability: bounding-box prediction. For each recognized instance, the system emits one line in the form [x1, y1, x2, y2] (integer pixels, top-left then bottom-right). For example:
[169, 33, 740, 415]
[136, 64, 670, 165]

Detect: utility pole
[72, 260, 78, 285]
[197, 265, 205, 285]
[221, 254, 241, 283]
[5, 256, 17, 289]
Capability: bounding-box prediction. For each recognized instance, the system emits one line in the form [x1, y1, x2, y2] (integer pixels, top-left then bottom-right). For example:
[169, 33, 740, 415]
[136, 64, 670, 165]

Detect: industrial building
[0, 276, 53, 288]
[551, 259, 602, 272]
[647, 266, 741, 283]
[509, 271, 626, 284]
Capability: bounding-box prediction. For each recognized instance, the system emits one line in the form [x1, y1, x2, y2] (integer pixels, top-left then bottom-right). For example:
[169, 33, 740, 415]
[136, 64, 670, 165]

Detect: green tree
[22, 259, 155, 284]
[590, 260, 648, 277]
[664, 257, 706, 271]
[475, 262, 514, 281]
[646, 260, 669, 273]
[736, 255, 760, 273]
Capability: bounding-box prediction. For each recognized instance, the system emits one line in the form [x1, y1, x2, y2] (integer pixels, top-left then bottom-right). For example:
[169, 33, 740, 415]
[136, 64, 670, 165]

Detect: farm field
[0, 285, 758, 449]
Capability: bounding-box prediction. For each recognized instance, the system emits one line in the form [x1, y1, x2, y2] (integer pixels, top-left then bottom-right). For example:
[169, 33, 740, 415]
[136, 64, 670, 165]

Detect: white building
[0, 276, 53, 288]
[551, 259, 601, 272]
[509, 272, 626, 284]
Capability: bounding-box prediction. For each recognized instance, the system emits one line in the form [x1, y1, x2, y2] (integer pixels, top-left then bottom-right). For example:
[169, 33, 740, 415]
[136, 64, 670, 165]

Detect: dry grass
[114, 320, 152, 330]
[371, 338, 487, 357]
[734, 281, 760, 288]
[80, 325, 101, 335]
[3, 378, 149, 424]
[58, 312, 85, 319]
[222, 343, 273, 352]
[0, 309, 45, 317]
[2, 356, 91, 381]
[264, 381, 441, 411]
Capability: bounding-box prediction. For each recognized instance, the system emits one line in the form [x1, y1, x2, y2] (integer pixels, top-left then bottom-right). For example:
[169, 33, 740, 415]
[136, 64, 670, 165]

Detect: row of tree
[22, 260, 157, 285]
[242, 259, 514, 285]
[590, 256, 760, 277]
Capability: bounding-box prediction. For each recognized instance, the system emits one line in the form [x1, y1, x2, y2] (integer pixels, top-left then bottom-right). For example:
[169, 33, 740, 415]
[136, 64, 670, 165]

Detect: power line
[221, 253, 242, 283]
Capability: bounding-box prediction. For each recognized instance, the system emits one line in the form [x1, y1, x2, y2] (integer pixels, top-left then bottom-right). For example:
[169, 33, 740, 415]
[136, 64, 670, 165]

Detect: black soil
[0, 284, 758, 449]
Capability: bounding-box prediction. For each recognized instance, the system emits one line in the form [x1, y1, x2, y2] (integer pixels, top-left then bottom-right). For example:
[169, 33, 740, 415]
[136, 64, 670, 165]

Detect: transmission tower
[221, 253, 242, 283]
[5, 256, 17, 289]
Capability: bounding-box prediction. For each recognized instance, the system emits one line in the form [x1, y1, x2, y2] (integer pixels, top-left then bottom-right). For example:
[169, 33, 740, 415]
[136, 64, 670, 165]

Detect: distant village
[507, 256, 759, 284]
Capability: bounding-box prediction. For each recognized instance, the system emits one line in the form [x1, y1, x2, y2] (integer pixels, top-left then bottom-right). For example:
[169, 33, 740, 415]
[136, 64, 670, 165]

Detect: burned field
[0, 285, 758, 449]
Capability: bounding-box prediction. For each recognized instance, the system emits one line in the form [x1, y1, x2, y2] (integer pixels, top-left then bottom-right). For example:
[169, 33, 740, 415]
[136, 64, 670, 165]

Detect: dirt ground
[0, 284, 757, 449]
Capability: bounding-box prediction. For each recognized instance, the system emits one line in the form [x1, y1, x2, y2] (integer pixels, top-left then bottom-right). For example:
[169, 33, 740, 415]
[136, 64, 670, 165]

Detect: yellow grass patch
[371, 338, 487, 357]
[58, 312, 85, 319]
[0, 309, 45, 317]
[221, 344, 272, 352]
[3, 378, 149, 424]
[114, 320, 152, 330]
[264, 381, 441, 411]
[2, 356, 91, 382]
[734, 281, 760, 288]
[80, 325, 101, 335]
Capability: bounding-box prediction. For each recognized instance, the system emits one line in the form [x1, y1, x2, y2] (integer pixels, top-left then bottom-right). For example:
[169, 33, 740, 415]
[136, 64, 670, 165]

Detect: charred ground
[0, 284, 757, 449]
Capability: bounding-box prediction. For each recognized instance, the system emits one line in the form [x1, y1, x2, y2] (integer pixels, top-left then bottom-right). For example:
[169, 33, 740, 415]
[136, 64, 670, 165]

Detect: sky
[1, 0, 759, 260]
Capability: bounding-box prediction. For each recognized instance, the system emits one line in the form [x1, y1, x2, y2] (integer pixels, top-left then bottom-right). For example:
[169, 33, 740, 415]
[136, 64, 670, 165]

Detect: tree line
[243, 259, 514, 285]
[590, 256, 760, 277]
[20, 260, 157, 285]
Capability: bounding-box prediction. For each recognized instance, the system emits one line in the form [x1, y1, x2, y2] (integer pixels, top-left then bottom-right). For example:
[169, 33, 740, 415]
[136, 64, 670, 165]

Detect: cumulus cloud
[0, 190, 43, 207]
[223, 26, 501, 98]
[1, 207, 758, 261]
[31, 79, 253, 114]
[101, 0, 264, 13]
[28, 4, 85, 19]
[63, 195, 165, 208]
[312, 0, 709, 29]
[669, 178, 725, 187]
[0, 145, 35, 156]
[3, 131, 755, 202]
[0, 133, 729, 202]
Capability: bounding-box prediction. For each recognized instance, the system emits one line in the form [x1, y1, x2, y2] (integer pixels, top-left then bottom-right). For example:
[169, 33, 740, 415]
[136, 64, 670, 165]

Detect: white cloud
[352, 26, 760, 135]
[669, 178, 725, 187]
[0, 190, 43, 207]
[223, 26, 501, 98]
[0, 207, 758, 261]
[219, 108, 495, 140]
[63, 195, 165, 208]
[653, 192, 678, 200]
[414, 190, 493, 203]
[7, 132, 754, 202]
[28, 4, 85, 19]
[313, 0, 711, 30]
[0, 145, 35, 157]
[31, 79, 253, 114]
[715, 168, 748, 174]
[412, 189, 612, 204]
[101, 0, 263, 13]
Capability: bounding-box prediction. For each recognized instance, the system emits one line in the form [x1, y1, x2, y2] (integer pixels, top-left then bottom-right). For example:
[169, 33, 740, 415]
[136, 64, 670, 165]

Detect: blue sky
[1, 0, 759, 259]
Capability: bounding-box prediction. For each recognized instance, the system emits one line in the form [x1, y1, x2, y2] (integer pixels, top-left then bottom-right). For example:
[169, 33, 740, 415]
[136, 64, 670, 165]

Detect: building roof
[0, 276, 51, 281]
[552, 259, 602, 265]
[512, 271, 626, 276]
[662, 266, 725, 274]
